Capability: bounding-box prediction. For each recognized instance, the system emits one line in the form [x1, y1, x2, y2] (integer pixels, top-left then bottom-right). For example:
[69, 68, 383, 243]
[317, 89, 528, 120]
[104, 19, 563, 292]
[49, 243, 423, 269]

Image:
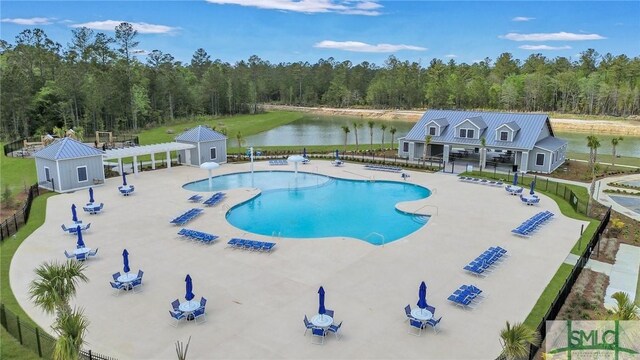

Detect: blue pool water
[183, 171, 431, 244]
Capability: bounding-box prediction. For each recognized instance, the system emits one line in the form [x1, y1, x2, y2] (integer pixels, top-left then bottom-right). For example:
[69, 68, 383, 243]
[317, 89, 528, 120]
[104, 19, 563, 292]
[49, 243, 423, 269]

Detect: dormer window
[467, 129, 474, 138]
[459, 129, 467, 138]
[429, 126, 436, 136]
[500, 131, 509, 141]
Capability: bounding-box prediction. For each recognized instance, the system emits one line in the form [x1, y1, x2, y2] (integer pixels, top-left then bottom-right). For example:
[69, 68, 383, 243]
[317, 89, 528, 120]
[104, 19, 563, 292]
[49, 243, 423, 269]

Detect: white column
[520, 151, 529, 173]
[133, 155, 138, 175]
[442, 144, 450, 166]
[117, 158, 123, 175]
[166, 151, 172, 169]
[151, 153, 156, 170]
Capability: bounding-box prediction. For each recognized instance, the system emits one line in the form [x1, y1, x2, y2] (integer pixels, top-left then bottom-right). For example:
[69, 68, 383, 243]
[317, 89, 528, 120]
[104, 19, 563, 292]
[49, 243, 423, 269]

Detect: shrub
[608, 218, 625, 238]
[1, 185, 14, 209]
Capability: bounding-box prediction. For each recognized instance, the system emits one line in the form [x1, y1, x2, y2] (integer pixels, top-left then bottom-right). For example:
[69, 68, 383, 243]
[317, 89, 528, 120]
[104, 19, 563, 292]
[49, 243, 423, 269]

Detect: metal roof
[175, 125, 227, 143]
[33, 137, 104, 160]
[425, 118, 449, 128]
[497, 121, 521, 132]
[462, 116, 488, 130]
[103, 142, 196, 160]
[534, 136, 568, 152]
[405, 110, 554, 150]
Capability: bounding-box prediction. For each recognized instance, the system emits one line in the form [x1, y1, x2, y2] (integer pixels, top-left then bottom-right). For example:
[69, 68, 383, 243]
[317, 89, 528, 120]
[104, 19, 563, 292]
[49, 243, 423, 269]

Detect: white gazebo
[103, 142, 195, 175]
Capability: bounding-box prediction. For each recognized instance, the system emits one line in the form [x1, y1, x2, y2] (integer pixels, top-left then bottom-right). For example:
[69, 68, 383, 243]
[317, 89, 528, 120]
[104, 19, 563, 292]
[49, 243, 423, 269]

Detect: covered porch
[103, 142, 195, 175]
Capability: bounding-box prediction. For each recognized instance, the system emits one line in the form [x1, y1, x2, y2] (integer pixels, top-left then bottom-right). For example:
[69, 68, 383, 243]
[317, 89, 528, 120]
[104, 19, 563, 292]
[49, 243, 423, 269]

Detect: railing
[1, 184, 40, 242]
[413, 204, 439, 216]
[526, 206, 611, 359]
[3, 138, 25, 156]
[0, 304, 118, 360]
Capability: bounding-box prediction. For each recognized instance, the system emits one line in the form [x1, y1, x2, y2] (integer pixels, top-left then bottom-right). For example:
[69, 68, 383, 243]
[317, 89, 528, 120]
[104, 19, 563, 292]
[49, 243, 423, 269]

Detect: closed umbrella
[123, 249, 130, 273]
[122, 172, 128, 186]
[71, 204, 78, 223]
[512, 172, 519, 186]
[185, 275, 195, 301]
[335, 149, 339, 160]
[530, 181, 536, 195]
[76, 226, 85, 248]
[89, 187, 94, 203]
[417, 281, 428, 310]
[318, 286, 326, 316]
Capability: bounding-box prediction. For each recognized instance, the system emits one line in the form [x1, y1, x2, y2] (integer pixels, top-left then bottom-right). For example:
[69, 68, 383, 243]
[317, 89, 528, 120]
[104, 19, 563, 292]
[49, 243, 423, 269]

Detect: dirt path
[265, 105, 640, 135]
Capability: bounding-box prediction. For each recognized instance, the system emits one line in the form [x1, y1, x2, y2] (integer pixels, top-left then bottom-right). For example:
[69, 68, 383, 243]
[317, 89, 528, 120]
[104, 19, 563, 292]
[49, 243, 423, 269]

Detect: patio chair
[88, 248, 98, 257]
[84, 223, 91, 231]
[303, 315, 314, 336]
[76, 253, 87, 261]
[131, 271, 144, 293]
[64, 250, 75, 259]
[311, 327, 327, 345]
[110, 281, 125, 296]
[408, 318, 425, 336]
[199, 297, 207, 310]
[169, 310, 186, 327]
[112, 272, 121, 282]
[425, 304, 436, 315]
[192, 307, 206, 324]
[325, 309, 334, 318]
[404, 304, 412, 321]
[425, 316, 442, 334]
[327, 321, 343, 340]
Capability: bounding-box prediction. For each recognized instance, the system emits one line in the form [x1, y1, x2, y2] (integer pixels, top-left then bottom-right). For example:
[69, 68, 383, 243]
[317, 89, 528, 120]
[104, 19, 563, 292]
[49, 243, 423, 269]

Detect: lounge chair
[303, 315, 314, 336]
[311, 327, 327, 345]
[169, 310, 186, 327]
[408, 318, 425, 336]
[425, 317, 442, 333]
[327, 321, 343, 340]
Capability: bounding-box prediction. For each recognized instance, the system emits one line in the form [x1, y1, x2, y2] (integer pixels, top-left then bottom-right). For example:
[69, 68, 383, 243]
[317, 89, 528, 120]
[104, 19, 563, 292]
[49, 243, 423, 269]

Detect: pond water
[555, 132, 640, 157]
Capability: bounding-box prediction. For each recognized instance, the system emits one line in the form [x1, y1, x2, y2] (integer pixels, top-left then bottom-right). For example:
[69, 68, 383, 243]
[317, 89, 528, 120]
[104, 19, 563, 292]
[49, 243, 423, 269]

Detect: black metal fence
[3, 135, 139, 157]
[527, 206, 612, 359]
[0, 304, 117, 360]
[3, 138, 25, 156]
[0, 184, 40, 242]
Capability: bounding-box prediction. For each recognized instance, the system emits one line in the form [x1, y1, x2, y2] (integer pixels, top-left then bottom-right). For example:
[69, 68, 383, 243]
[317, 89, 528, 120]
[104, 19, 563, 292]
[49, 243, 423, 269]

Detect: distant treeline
[1, 23, 639, 139]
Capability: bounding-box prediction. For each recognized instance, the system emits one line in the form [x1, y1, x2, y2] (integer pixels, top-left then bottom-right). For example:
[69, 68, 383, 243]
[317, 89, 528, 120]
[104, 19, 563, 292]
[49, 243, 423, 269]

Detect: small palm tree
[609, 291, 639, 320]
[341, 126, 350, 153]
[611, 137, 623, 167]
[424, 135, 432, 160]
[52, 308, 89, 360]
[368, 121, 375, 151]
[236, 132, 244, 155]
[479, 136, 487, 172]
[380, 124, 387, 149]
[586, 135, 601, 168]
[499, 321, 540, 360]
[389, 127, 397, 150]
[29, 260, 88, 317]
[352, 122, 361, 152]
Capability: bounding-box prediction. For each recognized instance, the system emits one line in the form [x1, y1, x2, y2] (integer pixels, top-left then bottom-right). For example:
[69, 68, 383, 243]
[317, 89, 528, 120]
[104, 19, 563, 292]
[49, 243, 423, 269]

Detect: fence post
[35, 327, 43, 357]
[0, 304, 7, 328]
[17, 315, 23, 344]
[14, 214, 19, 232]
[88, 349, 93, 360]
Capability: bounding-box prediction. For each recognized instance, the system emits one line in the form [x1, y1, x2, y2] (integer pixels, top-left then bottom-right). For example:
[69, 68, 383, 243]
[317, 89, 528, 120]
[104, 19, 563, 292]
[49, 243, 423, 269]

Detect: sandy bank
[265, 105, 640, 136]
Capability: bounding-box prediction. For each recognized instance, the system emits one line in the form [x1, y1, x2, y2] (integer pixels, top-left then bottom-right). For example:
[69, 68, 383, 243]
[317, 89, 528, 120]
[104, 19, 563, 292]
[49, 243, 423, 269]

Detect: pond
[555, 132, 640, 157]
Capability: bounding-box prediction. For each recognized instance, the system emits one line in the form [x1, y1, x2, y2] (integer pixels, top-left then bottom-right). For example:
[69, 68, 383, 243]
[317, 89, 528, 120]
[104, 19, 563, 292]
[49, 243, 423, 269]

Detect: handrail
[413, 204, 438, 216]
[342, 170, 370, 179]
[365, 232, 385, 247]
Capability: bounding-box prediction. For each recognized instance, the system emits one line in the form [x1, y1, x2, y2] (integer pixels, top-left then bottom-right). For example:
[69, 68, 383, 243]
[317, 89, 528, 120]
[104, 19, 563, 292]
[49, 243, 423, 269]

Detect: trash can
[512, 165, 518, 172]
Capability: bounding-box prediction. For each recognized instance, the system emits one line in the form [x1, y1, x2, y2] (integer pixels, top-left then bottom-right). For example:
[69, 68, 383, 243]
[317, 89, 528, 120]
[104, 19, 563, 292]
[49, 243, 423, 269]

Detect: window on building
[500, 131, 509, 141]
[77, 166, 88, 182]
[459, 129, 467, 138]
[467, 129, 475, 138]
[429, 126, 436, 136]
[402, 142, 409, 152]
[44, 167, 51, 181]
[536, 153, 545, 166]
[210, 147, 217, 160]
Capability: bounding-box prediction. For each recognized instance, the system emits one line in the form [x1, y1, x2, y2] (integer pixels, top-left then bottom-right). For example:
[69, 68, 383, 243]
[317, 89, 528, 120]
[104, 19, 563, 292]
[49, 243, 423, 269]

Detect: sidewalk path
[604, 244, 640, 307]
[594, 173, 640, 221]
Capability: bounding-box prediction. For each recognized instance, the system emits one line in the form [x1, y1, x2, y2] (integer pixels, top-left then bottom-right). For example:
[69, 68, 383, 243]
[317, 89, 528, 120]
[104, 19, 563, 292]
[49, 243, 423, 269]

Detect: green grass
[523, 263, 574, 329]
[0, 327, 40, 360]
[0, 144, 37, 193]
[567, 152, 640, 168]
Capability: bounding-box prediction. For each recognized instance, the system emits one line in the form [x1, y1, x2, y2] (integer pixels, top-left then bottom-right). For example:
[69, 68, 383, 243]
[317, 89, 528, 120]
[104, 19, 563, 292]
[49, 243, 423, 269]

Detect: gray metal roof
[497, 121, 521, 132]
[33, 137, 104, 161]
[175, 125, 227, 143]
[534, 136, 568, 151]
[425, 118, 449, 128]
[462, 116, 487, 130]
[405, 110, 554, 150]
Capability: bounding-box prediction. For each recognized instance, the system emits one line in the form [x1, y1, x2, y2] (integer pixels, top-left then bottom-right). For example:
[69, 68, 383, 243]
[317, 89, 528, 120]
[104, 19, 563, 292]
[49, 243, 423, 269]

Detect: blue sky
[1, 1, 638, 66]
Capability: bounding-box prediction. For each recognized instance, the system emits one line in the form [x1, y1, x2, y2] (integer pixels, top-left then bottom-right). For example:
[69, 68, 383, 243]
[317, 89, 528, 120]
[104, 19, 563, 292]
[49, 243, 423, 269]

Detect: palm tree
[236, 132, 244, 155]
[380, 124, 387, 149]
[586, 135, 601, 212]
[352, 122, 361, 152]
[609, 291, 639, 320]
[52, 308, 89, 360]
[424, 135, 432, 160]
[176, 336, 191, 360]
[499, 321, 540, 360]
[29, 260, 88, 317]
[368, 121, 375, 151]
[341, 126, 350, 153]
[389, 127, 397, 150]
[611, 137, 623, 167]
[479, 136, 487, 172]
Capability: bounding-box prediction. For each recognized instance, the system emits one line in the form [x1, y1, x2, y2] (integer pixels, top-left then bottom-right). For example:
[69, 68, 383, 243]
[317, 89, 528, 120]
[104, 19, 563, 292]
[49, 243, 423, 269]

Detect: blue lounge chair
[311, 327, 327, 345]
[425, 317, 442, 333]
[303, 315, 314, 336]
[169, 310, 186, 327]
[188, 194, 203, 202]
[408, 318, 425, 336]
[327, 321, 343, 340]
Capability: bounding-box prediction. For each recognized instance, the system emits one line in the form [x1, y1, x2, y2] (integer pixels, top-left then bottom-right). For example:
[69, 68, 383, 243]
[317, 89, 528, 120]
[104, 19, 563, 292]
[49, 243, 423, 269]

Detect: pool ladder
[365, 232, 386, 247]
[412, 215, 430, 224]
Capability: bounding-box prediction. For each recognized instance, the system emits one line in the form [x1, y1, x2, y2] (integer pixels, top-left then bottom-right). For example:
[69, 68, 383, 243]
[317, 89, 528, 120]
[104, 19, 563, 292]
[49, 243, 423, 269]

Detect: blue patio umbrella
[122, 172, 128, 186]
[71, 204, 78, 223]
[185, 275, 195, 301]
[122, 249, 130, 273]
[530, 181, 536, 195]
[76, 226, 85, 248]
[303, 148, 307, 158]
[318, 286, 326, 316]
[88, 187, 94, 203]
[335, 149, 339, 160]
[417, 281, 428, 310]
[513, 172, 519, 186]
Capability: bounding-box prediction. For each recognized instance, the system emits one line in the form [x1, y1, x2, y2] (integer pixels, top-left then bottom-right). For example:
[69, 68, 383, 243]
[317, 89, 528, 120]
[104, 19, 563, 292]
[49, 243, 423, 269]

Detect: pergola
[103, 142, 195, 175]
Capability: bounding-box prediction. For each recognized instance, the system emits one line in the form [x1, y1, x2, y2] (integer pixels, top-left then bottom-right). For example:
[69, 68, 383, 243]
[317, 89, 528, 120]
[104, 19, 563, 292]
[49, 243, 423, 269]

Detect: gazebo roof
[175, 125, 227, 143]
[34, 137, 104, 161]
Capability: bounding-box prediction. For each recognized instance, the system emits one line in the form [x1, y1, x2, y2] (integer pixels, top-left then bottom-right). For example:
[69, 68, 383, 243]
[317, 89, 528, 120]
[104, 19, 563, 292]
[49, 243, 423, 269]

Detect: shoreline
[264, 105, 640, 136]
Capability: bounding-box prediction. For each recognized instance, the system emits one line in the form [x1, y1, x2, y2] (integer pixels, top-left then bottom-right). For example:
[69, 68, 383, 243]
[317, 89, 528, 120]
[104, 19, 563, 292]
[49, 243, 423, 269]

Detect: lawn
[0, 144, 36, 193]
[523, 263, 574, 329]
[0, 327, 40, 360]
[567, 152, 640, 168]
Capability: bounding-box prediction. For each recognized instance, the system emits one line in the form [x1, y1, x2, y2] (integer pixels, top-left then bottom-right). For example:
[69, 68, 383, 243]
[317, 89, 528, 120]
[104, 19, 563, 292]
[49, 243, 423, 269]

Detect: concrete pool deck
[11, 161, 589, 359]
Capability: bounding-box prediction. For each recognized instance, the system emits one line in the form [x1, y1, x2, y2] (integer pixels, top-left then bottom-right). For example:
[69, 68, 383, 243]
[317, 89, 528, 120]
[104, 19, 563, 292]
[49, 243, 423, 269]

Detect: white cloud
[519, 45, 572, 50]
[512, 16, 535, 22]
[314, 40, 426, 53]
[206, 0, 383, 16]
[500, 32, 606, 41]
[445, 54, 458, 58]
[1, 17, 54, 25]
[71, 20, 177, 34]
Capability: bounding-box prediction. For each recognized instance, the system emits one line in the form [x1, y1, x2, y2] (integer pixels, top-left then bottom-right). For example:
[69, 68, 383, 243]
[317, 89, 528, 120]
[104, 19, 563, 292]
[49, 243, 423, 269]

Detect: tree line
[1, 23, 639, 140]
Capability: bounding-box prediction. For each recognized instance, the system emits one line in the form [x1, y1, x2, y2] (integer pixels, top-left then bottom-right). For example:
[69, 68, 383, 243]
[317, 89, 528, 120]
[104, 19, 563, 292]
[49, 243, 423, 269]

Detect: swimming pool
[183, 171, 431, 244]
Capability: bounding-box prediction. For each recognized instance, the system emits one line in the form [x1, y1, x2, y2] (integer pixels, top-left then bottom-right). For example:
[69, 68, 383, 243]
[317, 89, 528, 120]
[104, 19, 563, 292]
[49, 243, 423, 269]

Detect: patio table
[117, 272, 138, 290]
[311, 314, 333, 328]
[179, 300, 200, 321]
[73, 247, 91, 255]
[411, 308, 433, 321]
[84, 203, 101, 214]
